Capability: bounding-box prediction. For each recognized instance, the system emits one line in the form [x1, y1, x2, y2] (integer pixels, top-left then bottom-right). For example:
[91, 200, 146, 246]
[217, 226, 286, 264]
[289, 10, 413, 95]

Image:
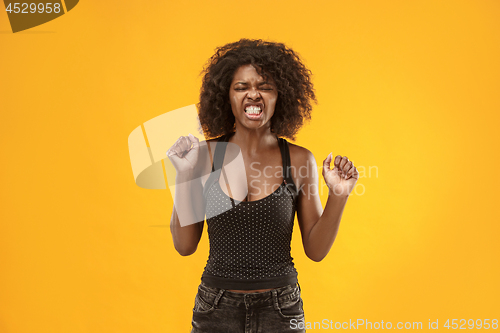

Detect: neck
[230, 125, 277, 154]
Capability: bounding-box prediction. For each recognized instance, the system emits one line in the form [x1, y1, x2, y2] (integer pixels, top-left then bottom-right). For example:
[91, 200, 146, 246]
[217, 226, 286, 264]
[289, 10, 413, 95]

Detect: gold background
[1, 0, 499, 332]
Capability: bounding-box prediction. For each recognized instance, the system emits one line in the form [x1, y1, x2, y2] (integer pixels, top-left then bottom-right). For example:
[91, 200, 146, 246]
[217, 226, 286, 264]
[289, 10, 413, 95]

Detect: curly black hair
[197, 39, 317, 140]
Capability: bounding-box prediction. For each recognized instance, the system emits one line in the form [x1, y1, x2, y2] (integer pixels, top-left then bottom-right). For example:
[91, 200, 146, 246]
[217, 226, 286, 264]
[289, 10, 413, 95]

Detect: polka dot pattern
[202, 180, 298, 282]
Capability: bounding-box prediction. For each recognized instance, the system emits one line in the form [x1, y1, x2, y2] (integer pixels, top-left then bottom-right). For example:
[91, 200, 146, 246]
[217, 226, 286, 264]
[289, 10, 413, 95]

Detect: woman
[167, 39, 358, 333]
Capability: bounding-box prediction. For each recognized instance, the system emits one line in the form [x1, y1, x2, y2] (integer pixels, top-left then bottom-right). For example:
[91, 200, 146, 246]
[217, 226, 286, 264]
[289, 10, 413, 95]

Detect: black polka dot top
[200, 133, 300, 290]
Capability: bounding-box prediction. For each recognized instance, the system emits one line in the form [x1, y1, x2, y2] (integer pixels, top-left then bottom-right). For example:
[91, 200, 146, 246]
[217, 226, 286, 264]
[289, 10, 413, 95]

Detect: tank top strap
[204, 134, 299, 202]
[203, 133, 232, 200]
[277, 137, 299, 202]
[211, 133, 231, 171]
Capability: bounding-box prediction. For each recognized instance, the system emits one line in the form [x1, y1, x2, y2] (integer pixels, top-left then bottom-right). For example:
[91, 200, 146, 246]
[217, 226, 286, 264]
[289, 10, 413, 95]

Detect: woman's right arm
[167, 134, 206, 256]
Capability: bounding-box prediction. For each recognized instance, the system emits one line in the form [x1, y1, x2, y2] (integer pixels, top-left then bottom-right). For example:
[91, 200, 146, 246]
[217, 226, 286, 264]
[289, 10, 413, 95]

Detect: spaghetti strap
[203, 133, 235, 207]
[204, 134, 298, 203]
[277, 137, 299, 202]
[211, 134, 230, 171]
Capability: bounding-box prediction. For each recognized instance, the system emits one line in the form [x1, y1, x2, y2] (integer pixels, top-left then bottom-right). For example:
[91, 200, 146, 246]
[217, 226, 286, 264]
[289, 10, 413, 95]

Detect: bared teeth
[245, 106, 261, 114]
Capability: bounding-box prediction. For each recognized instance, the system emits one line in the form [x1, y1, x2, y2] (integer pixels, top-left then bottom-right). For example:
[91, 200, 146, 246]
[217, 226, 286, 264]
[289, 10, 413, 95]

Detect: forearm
[169, 172, 205, 256]
[303, 192, 349, 262]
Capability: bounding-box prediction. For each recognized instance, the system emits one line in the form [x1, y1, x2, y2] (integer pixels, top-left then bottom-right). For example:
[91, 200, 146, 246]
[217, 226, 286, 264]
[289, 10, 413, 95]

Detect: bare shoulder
[194, 138, 216, 176]
[205, 138, 218, 144]
[196, 137, 225, 181]
[288, 142, 316, 166]
[203, 138, 220, 157]
[287, 142, 318, 187]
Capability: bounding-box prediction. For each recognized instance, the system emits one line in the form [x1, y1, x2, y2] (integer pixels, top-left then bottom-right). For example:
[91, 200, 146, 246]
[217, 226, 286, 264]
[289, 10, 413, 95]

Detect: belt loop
[271, 289, 280, 311]
[213, 289, 225, 308]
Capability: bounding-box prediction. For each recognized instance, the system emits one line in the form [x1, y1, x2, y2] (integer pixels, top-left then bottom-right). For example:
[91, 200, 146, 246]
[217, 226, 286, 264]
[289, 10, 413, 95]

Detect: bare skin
[168, 64, 359, 293]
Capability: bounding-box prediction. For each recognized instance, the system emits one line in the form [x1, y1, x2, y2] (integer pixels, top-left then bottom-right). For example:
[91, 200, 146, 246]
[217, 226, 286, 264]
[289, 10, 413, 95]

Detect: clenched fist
[322, 154, 359, 196]
[166, 134, 200, 174]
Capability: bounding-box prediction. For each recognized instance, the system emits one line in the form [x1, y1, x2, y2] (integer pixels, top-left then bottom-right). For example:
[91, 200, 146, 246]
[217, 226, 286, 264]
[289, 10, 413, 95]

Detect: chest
[219, 147, 284, 202]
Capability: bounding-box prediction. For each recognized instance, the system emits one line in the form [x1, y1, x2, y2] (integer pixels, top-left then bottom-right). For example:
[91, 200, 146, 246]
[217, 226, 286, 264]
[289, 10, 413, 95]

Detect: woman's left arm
[294, 148, 359, 262]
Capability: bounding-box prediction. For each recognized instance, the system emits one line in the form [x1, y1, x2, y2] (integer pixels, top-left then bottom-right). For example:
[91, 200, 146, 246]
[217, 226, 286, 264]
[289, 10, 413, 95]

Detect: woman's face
[229, 64, 278, 132]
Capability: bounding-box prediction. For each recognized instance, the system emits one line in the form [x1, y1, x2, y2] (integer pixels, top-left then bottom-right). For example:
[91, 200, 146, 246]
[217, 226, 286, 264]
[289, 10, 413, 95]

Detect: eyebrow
[234, 81, 275, 86]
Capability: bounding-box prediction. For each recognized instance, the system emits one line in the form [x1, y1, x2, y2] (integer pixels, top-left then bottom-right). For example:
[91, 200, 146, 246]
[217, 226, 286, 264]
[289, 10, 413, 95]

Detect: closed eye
[259, 83, 275, 90]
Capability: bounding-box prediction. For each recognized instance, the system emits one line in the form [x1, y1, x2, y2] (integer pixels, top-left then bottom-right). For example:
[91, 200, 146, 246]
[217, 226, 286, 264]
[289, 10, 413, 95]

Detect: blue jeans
[191, 281, 306, 333]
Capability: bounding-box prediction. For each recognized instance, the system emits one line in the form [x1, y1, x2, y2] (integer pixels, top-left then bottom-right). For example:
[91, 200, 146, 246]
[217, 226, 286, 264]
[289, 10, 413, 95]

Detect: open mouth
[244, 105, 263, 119]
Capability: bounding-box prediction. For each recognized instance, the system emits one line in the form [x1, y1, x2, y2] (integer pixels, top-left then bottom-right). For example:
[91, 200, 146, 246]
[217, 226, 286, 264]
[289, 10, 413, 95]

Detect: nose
[247, 87, 261, 100]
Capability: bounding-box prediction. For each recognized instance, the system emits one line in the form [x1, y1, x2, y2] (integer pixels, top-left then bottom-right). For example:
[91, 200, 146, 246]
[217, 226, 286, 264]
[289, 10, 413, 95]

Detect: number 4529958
[444, 319, 498, 329]
[6, 3, 62, 14]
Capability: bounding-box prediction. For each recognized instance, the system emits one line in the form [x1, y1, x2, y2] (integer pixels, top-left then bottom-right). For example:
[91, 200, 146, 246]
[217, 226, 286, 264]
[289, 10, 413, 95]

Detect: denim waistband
[197, 281, 301, 310]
